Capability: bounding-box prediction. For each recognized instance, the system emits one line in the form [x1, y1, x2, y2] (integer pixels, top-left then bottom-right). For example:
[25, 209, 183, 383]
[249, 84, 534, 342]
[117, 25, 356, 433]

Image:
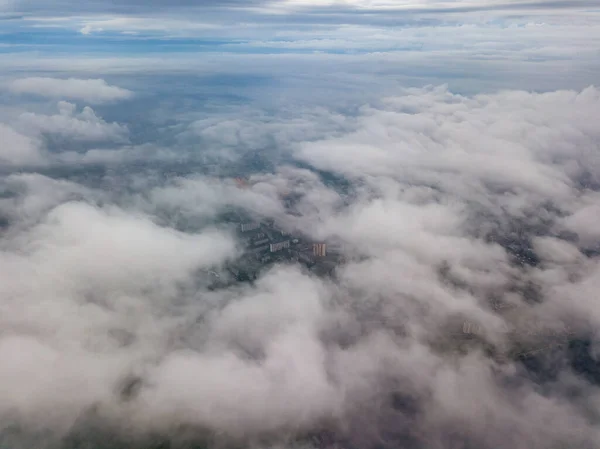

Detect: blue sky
[2, 0, 599, 164]
[1, 0, 599, 95]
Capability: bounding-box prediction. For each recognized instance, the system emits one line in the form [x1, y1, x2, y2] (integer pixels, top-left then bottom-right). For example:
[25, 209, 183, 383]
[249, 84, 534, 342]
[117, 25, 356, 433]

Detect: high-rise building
[270, 240, 290, 253]
[252, 238, 270, 247]
[240, 222, 261, 232]
[462, 321, 482, 335]
[296, 251, 315, 264]
[313, 243, 327, 257]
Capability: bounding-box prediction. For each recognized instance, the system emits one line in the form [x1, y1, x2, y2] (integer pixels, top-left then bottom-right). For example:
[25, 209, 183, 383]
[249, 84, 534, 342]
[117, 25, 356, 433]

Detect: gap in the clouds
[0, 29, 391, 55]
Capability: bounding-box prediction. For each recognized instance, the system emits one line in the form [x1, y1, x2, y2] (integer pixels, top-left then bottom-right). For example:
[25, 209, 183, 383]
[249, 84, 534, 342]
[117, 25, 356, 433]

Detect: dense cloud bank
[0, 82, 599, 449]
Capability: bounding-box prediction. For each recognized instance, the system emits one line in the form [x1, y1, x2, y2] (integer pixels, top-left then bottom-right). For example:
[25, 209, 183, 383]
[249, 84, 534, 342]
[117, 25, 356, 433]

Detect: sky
[1, 1, 600, 449]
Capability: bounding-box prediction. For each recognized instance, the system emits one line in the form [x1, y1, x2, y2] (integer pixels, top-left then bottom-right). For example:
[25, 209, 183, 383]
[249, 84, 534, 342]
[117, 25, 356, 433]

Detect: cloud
[56, 144, 176, 165]
[0, 124, 45, 166]
[15, 101, 129, 143]
[0, 102, 128, 169]
[0, 201, 238, 437]
[1, 69, 600, 449]
[77, 17, 221, 35]
[8, 0, 600, 16]
[298, 85, 599, 207]
[8, 78, 133, 104]
[561, 192, 600, 247]
[1, 1, 600, 449]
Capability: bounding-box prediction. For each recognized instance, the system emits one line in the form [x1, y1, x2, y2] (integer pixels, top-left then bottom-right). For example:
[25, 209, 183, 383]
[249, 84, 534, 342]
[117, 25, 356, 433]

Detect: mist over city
[1, 1, 600, 448]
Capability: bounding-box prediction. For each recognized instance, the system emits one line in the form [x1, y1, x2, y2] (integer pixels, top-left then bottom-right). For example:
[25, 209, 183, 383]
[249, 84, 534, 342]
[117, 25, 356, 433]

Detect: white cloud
[267, 0, 548, 10]
[149, 175, 286, 224]
[9, 77, 133, 104]
[15, 101, 129, 142]
[75, 16, 221, 36]
[0, 0, 600, 446]
[561, 193, 600, 247]
[1, 70, 600, 449]
[532, 237, 582, 265]
[298, 85, 600, 210]
[0, 199, 238, 435]
[56, 144, 176, 165]
[0, 173, 98, 227]
[0, 123, 45, 166]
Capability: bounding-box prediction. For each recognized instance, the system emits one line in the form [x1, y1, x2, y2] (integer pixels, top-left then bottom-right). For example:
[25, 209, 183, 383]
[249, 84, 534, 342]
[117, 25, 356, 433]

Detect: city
[227, 215, 343, 282]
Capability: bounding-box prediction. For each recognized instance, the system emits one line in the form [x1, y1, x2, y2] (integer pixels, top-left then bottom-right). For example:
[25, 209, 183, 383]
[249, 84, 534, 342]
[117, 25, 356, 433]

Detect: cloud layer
[16, 101, 129, 143]
[0, 75, 599, 449]
[9, 78, 134, 104]
[1, 0, 600, 443]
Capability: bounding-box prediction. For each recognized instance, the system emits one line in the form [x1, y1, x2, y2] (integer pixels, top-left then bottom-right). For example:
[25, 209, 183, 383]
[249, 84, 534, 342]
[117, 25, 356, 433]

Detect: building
[250, 244, 270, 254]
[462, 321, 482, 335]
[252, 238, 270, 247]
[228, 257, 261, 281]
[313, 243, 327, 257]
[297, 251, 315, 265]
[270, 240, 290, 253]
[240, 222, 261, 232]
[327, 242, 345, 255]
[273, 227, 290, 237]
[310, 261, 336, 277]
